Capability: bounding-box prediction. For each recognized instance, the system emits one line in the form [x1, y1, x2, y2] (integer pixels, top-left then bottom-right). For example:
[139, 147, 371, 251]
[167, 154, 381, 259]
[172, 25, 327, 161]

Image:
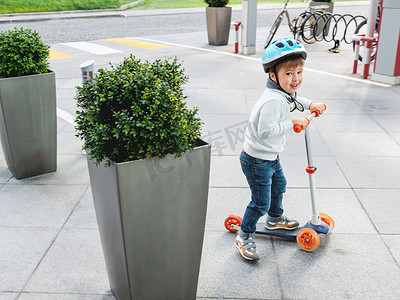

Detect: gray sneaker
[265, 215, 299, 230]
[235, 236, 260, 261]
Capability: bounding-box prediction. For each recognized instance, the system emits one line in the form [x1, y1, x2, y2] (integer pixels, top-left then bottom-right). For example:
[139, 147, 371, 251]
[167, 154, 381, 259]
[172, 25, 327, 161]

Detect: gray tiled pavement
[1, 2, 400, 299]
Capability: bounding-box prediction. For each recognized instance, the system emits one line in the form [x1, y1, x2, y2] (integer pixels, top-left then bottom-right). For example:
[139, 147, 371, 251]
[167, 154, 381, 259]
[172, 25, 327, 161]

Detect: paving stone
[334, 156, 400, 188]
[370, 114, 400, 133]
[57, 131, 84, 155]
[186, 88, 249, 115]
[8, 155, 90, 186]
[23, 229, 109, 294]
[283, 130, 332, 156]
[18, 293, 115, 300]
[316, 113, 385, 133]
[280, 155, 350, 189]
[0, 228, 58, 291]
[197, 230, 281, 299]
[314, 99, 366, 114]
[382, 235, 400, 267]
[355, 189, 400, 234]
[345, 86, 400, 101]
[321, 132, 400, 156]
[0, 157, 13, 183]
[0, 293, 18, 300]
[355, 97, 400, 114]
[0, 185, 86, 228]
[275, 234, 400, 300]
[64, 187, 98, 229]
[209, 156, 247, 188]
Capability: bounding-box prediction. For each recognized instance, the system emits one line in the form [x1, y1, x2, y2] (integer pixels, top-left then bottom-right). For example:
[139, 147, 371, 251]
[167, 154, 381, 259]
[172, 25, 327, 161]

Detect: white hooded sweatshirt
[243, 82, 312, 160]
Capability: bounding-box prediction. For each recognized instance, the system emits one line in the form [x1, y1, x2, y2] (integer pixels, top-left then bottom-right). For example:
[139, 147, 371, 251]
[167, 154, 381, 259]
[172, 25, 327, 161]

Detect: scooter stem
[304, 127, 321, 225]
[293, 107, 326, 225]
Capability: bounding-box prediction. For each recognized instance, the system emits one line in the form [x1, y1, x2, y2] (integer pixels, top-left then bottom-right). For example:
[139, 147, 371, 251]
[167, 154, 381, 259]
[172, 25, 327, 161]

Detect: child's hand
[309, 102, 326, 115]
[292, 118, 309, 130]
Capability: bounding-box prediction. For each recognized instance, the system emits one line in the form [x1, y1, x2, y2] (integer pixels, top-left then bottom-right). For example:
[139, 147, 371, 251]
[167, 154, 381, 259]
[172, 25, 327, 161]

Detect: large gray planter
[0, 71, 57, 179]
[206, 6, 232, 46]
[87, 140, 211, 300]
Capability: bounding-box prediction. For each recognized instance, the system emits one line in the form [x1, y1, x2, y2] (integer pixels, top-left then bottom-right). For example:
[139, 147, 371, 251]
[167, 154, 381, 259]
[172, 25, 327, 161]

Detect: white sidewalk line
[136, 37, 391, 88]
[57, 107, 75, 125]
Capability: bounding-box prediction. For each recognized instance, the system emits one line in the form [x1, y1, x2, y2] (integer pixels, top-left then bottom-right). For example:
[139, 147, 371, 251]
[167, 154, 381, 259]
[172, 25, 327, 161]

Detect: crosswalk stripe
[49, 49, 72, 60]
[62, 41, 123, 55]
[101, 38, 171, 50]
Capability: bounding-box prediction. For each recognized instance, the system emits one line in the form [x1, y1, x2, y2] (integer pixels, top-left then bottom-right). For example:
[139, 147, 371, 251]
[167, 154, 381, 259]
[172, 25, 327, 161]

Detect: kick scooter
[224, 107, 334, 252]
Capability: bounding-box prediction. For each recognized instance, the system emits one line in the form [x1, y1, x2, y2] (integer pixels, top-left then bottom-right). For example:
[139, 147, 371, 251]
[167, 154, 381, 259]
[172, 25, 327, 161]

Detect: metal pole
[241, 0, 258, 55]
[304, 127, 320, 225]
[362, 0, 379, 78]
[79, 60, 95, 156]
[353, 40, 360, 74]
[366, 0, 379, 38]
[234, 21, 242, 54]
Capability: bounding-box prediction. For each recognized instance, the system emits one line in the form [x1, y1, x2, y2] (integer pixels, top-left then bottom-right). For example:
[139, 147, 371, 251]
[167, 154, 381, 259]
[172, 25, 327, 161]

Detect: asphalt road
[0, 5, 368, 44]
[0, 10, 246, 44]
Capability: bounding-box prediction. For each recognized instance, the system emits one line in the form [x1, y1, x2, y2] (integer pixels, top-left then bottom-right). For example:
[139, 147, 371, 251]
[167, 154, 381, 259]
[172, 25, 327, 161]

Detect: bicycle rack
[352, 33, 378, 78]
[296, 11, 367, 50]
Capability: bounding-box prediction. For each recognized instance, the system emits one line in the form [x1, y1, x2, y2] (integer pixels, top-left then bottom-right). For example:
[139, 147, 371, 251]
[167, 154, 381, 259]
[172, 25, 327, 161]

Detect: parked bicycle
[264, 0, 330, 49]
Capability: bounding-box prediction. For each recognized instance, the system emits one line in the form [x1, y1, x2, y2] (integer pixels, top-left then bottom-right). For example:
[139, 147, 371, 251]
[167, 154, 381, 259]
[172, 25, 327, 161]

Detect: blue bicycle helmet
[262, 38, 307, 73]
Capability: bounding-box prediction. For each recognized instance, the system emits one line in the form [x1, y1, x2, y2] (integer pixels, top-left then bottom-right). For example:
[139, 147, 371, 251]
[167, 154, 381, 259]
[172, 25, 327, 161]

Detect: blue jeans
[239, 151, 287, 237]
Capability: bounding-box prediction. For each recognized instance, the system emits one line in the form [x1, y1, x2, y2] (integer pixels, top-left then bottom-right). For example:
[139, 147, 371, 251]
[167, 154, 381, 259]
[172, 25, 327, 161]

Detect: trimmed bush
[75, 55, 202, 166]
[0, 27, 50, 78]
[204, 0, 229, 7]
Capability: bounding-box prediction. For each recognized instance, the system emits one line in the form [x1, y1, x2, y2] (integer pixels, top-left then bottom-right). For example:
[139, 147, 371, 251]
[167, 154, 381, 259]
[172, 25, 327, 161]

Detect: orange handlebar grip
[294, 124, 303, 133]
[311, 104, 327, 118]
[311, 109, 320, 117]
[294, 118, 310, 133]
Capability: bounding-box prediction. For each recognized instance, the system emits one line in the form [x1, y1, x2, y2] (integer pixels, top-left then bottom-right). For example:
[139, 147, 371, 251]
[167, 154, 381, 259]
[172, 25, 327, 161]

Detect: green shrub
[0, 27, 50, 78]
[75, 55, 202, 166]
[204, 0, 229, 7]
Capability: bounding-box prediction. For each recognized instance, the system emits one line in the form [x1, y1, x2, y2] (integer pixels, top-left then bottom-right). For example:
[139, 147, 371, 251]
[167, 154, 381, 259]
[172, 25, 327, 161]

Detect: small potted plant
[205, 0, 232, 45]
[75, 54, 211, 300]
[0, 27, 57, 179]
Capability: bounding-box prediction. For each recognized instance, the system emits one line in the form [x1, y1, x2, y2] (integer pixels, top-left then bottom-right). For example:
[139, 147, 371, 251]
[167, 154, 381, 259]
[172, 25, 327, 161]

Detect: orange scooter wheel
[296, 228, 320, 252]
[224, 214, 242, 232]
[319, 213, 335, 230]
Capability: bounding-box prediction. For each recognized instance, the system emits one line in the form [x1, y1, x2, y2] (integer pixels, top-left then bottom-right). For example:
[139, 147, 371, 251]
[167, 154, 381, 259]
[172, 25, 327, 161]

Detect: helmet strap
[272, 66, 281, 87]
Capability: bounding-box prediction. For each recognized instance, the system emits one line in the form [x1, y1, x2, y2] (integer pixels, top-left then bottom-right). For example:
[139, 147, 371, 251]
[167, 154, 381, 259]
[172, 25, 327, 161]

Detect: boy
[236, 38, 326, 261]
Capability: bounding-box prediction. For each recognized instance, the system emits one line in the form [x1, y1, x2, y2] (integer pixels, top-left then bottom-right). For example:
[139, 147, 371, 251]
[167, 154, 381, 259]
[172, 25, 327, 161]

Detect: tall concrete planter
[87, 140, 211, 300]
[0, 71, 57, 179]
[206, 6, 232, 45]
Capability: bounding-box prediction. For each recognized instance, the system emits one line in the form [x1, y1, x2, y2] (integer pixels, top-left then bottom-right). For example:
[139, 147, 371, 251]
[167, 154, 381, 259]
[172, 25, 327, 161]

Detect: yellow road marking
[49, 49, 72, 60]
[101, 38, 171, 50]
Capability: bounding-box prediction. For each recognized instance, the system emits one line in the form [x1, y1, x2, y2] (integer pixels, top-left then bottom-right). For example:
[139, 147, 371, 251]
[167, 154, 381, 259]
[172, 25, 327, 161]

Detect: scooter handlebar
[293, 118, 310, 133]
[293, 105, 326, 133]
[293, 124, 303, 133]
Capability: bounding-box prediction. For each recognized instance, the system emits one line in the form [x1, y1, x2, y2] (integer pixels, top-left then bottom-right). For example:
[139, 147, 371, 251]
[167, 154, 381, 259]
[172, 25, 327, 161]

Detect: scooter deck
[255, 220, 331, 241]
[255, 223, 299, 241]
